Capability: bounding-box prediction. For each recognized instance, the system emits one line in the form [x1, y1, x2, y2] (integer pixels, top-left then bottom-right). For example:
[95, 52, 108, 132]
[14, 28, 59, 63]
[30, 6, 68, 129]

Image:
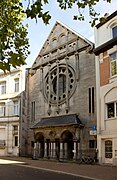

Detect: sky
[24, 0, 117, 68]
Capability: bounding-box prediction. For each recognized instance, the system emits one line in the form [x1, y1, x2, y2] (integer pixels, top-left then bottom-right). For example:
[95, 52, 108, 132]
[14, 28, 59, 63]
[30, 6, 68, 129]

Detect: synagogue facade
[27, 21, 97, 160]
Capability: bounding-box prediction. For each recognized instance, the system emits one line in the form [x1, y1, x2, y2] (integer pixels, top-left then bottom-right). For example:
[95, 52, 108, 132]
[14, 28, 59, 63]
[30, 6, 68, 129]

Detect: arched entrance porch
[34, 132, 44, 158]
[60, 130, 74, 160]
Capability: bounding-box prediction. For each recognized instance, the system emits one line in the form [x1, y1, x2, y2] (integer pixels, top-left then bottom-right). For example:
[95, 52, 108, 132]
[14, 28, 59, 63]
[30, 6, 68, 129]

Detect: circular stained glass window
[44, 64, 76, 105]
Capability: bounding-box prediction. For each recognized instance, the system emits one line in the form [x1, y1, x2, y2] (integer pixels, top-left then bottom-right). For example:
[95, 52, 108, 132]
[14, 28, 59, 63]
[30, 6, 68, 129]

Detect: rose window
[44, 64, 76, 105]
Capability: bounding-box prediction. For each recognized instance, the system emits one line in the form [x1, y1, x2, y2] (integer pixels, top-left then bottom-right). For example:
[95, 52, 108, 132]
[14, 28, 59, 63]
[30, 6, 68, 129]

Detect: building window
[13, 125, 18, 135]
[14, 78, 19, 92]
[14, 125, 18, 131]
[44, 64, 76, 105]
[13, 101, 18, 115]
[89, 87, 95, 113]
[14, 136, 18, 146]
[53, 74, 66, 95]
[110, 52, 117, 76]
[89, 140, 97, 149]
[112, 26, 117, 38]
[0, 81, 6, 94]
[0, 103, 5, 116]
[107, 102, 117, 118]
[31, 101, 35, 121]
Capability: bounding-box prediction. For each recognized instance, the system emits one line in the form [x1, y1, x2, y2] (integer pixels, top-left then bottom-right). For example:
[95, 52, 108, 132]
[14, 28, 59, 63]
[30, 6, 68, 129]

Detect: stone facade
[27, 21, 96, 160]
[0, 68, 27, 156]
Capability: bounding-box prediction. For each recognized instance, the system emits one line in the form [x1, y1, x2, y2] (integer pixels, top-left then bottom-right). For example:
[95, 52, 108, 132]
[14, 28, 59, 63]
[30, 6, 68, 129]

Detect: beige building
[27, 21, 97, 161]
[0, 68, 27, 156]
[94, 11, 117, 165]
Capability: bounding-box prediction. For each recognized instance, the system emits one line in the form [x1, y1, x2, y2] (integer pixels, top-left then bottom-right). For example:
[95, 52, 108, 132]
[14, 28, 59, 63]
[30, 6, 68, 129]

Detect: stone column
[64, 143, 67, 159]
[50, 142, 53, 158]
[44, 142, 47, 158]
[38, 142, 41, 157]
[77, 142, 80, 159]
[73, 142, 77, 160]
[60, 142, 63, 160]
[36, 142, 39, 158]
[53, 142, 56, 158]
[48, 142, 50, 158]
[33, 142, 37, 159]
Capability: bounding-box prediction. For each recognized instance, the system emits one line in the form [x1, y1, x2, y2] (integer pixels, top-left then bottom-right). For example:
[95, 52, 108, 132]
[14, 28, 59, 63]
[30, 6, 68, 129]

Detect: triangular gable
[31, 21, 94, 70]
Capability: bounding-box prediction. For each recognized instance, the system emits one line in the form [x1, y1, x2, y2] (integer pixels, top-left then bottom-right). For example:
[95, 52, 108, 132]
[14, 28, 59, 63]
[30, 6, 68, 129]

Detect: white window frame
[106, 101, 117, 119]
[14, 78, 19, 92]
[13, 101, 19, 115]
[0, 81, 6, 94]
[112, 25, 117, 38]
[110, 52, 117, 77]
[0, 103, 5, 116]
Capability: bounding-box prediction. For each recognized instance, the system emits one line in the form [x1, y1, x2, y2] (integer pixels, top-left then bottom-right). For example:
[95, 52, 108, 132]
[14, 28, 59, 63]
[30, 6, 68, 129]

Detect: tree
[23, 0, 111, 25]
[0, 0, 29, 72]
[0, 0, 112, 71]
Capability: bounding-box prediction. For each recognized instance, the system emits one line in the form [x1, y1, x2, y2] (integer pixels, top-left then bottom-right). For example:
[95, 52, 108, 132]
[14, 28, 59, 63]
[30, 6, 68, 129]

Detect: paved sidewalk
[0, 157, 117, 180]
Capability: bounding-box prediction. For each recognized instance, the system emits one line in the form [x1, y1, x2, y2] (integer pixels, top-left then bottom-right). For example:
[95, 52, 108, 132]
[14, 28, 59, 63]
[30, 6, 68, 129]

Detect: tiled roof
[31, 114, 83, 129]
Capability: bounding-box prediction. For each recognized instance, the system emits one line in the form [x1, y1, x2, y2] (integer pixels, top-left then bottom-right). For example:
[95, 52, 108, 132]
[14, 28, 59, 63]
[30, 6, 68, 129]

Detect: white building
[0, 68, 27, 156]
[94, 11, 117, 165]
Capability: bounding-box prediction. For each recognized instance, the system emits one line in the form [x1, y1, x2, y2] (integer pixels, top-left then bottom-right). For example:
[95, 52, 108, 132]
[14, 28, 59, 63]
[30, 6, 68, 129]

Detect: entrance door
[105, 140, 113, 164]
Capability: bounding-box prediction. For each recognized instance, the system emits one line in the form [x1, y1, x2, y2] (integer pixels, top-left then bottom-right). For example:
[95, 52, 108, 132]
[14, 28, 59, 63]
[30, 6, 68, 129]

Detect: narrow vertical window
[0, 103, 5, 116]
[116, 102, 117, 117]
[14, 136, 18, 146]
[110, 52, 117, 77]
[89, 87, 95, 113]
[89, 88, 91, 113]
[0, 81, 6, 94]
[92, 87, 94, 113]
[14, 78, 19, 92]
[31, 101, 35, 121]
[14, 101, 18, 115]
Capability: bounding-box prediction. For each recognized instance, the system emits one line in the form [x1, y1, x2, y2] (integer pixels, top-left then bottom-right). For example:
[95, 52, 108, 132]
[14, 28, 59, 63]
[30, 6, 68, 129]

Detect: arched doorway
[61, 130, 73, 160]
[35, 132, 44, 158]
